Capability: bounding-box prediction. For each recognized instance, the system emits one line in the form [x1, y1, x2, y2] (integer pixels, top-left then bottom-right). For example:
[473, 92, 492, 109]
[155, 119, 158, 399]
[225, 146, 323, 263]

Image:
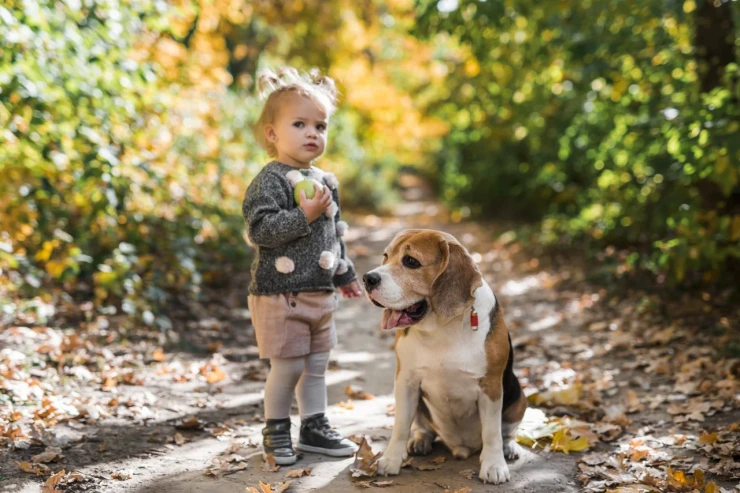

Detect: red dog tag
[471, 309, 478, 330]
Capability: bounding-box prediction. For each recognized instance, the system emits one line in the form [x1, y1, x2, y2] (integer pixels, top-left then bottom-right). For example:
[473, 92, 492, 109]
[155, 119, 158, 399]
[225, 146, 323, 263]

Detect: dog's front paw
[377, 446, 406, 476]
[504, 439, 522, 460]
[479, 450, 510, 484]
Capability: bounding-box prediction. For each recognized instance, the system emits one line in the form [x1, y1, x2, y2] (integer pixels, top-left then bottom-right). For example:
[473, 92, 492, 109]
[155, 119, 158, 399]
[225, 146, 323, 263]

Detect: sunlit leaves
[414, 0, 739, 283]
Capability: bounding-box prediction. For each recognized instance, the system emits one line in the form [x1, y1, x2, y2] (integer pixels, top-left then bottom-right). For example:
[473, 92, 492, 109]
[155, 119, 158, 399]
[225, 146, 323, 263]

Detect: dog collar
[471, 309, 479, 331]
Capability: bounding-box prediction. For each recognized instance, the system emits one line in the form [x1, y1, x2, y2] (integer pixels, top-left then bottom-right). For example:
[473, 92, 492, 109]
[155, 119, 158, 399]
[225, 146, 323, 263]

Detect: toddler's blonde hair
[254, 67, 338, 158]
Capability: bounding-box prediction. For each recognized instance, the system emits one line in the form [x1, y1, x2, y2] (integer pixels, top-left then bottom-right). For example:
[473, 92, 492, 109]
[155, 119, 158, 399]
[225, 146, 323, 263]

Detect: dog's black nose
[363, 272, 381, 290]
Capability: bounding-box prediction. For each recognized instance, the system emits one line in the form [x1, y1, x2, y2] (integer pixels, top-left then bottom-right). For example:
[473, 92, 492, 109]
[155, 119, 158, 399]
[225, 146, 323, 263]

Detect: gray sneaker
[262, 418, 297, 465]
[296, 413, 358, 457]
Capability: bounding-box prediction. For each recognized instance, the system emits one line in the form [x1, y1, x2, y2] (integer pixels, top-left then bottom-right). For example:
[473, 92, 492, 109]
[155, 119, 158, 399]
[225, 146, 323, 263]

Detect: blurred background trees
[1, 0, 737, 323]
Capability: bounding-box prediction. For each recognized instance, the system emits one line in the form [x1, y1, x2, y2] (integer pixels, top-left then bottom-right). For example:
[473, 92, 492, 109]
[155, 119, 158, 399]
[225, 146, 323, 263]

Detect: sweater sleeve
[243, 171, 311, 248]
[331, 187, 357, 288]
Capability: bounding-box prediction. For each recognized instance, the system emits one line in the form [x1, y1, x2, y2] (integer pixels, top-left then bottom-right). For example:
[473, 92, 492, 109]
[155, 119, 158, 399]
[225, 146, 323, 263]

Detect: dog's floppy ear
[430, 238, 483, 320]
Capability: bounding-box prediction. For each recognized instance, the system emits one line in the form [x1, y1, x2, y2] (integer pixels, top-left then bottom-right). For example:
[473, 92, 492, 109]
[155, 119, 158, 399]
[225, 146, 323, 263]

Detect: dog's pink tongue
[382, 309, 404, 330]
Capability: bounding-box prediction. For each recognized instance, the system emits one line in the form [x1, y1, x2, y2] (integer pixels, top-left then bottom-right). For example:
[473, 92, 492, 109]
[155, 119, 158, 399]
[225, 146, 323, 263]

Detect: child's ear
[264, 123, 277, 143]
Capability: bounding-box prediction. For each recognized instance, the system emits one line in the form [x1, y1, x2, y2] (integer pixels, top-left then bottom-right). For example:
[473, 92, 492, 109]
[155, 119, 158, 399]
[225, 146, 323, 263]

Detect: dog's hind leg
[502, 392, 527, 460]
[407, 397, 435, 456]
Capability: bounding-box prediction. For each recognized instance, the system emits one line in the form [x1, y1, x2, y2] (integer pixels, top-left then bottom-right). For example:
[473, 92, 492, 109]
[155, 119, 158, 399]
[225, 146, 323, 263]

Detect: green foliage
[415, 0, 739, 284]
[0, 0, 396, 322]
[0, 0, 249, 323]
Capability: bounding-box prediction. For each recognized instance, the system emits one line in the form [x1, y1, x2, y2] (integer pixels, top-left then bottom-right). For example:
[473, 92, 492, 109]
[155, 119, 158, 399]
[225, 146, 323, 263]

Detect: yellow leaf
[46, 260, 67, 279]
[550, 428, 590, 453]
[699, 432, 718, 445]
[705, 480, 718, 493]
[693, 468, 705, 488]
[529, 383, 582, 406]
[35, 240, 57, 262]
[667, 467, 689, 487]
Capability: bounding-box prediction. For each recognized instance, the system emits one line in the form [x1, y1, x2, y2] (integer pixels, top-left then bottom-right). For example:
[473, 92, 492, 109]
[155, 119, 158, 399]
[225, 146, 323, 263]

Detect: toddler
[243, 67, 363, 465]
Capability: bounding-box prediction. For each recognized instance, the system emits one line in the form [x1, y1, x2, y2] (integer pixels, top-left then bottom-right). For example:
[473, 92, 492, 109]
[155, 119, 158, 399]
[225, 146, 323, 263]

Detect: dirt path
[119, 194, 580, 493]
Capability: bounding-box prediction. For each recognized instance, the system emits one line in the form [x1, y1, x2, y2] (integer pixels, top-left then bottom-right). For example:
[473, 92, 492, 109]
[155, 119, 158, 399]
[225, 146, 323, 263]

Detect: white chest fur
[395, 282, 497, 447]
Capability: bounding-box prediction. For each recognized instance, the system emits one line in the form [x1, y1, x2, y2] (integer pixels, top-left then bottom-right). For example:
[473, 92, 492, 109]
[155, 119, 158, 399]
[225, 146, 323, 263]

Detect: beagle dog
[362, 229, 527, 484]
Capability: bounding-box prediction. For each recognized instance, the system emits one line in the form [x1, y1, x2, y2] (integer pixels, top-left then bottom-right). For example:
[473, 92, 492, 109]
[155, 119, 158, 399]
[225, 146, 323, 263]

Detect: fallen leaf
[529, 383, 582, 406]
[431, 456, 446, 464]
[416, 463, 442, 471]
[41, 469, 65, 493]
[201, 362, 226, 384]
[255, 481, 291, 493]
[348, 435, 365, 445]
[338, 400, 354, 410]
[445, 488, 472, 493]
[458, 469, 476, 480]
[349, 437, 380, 478]
[175, 416, 204, 430]
[624, 390, 644, 413]
[630, 448, 649, 462]
[401, 457, 415, 468]
[102, 377, 117, 390]
[152, 348, 166, 361]
[699, 432, 718, 445]
[262, 454, 281, 473]
[284, 468, 311, 478]
[550, 428, 590, 454]
[32, 446, 64, 464]
[17, 461, 50, 475]
[111, 471, 132, 480]
[344, 385, 374, 400]
[371, 480, 394, 487]
[580, 453, 608, 466]
[174, 432, 188, 446]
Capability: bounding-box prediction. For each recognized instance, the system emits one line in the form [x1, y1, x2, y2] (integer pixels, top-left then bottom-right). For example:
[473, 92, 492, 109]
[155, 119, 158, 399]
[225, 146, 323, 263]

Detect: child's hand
[338, 280, 363, 299]
[299, 183, 332, 223]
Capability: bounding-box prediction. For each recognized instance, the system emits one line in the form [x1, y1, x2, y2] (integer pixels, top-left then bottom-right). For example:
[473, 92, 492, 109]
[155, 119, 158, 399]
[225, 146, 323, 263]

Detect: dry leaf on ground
[32, 446, 64, 464]
[262, 454, 281, 473]
[248, 480, 292, 493]
[284, 468, 311, 478]
[41, 469, 65, 493]
[371, 480, 394, 487]
[152, 348, 166, 361]
[175, 416, 204, 430]
[349, 437, 381, 478]
[17, 461, 50, 475]
[345, 385, 374, 400]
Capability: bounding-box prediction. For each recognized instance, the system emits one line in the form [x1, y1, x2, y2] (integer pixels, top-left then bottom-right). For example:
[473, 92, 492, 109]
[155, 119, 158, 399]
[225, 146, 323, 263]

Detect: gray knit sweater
[242, 161, 357, 295]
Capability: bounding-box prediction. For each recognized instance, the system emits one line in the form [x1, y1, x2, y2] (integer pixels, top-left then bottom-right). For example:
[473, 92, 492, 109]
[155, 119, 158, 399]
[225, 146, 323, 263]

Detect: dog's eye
[402, 255, 421, 269]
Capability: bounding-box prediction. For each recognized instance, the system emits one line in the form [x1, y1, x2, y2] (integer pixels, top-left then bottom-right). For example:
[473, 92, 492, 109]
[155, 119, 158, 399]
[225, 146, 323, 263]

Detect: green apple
[293, 179, 324, 204]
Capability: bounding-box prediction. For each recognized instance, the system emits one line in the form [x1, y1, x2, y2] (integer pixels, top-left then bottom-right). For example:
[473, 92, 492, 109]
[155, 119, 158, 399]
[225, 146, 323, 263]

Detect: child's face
[266, 93, 329, 168]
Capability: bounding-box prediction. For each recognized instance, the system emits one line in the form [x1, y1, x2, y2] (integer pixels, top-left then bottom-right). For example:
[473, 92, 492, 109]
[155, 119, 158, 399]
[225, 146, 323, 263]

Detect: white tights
[263, 351, 330, 420]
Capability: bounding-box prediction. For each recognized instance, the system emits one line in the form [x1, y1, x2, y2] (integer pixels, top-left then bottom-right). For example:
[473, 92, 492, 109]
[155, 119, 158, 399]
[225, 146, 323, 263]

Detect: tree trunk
[695, 0, 736, 93]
